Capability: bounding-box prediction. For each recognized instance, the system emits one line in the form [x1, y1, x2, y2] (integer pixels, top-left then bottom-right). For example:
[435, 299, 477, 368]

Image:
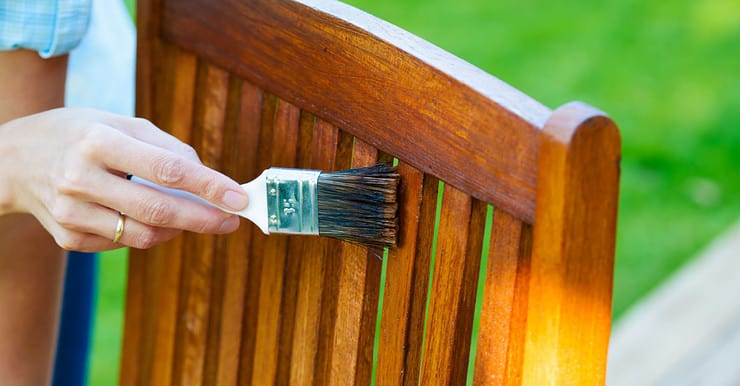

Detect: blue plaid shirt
[0, 0, 91, 58]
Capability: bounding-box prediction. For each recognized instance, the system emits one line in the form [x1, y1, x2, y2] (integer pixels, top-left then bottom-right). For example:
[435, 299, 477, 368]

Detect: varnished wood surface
[375, 163, 426, 385]
[160, 0, 550, 224]
[121, 0, 621, 385]
[473, 210, 532, 386]
[283, 117, 338, 386]
[523, 102, 621, 385]
[418, 186, 482, 385]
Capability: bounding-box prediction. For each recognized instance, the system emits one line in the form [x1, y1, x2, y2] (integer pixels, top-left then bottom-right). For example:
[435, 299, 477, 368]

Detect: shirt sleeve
[0, 0, 92, 58]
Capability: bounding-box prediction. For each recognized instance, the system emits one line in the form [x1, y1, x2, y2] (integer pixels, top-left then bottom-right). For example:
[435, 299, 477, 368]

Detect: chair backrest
[120, 0, 621, 385]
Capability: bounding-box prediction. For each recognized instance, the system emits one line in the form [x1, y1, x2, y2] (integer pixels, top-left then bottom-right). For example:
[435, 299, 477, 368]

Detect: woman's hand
[0, 107, 249, 252]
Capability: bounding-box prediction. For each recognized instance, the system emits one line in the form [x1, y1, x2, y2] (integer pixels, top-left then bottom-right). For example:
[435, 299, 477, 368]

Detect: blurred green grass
[339, 0, 740, 317]
[88, 248, 127, 386]
[91, 0, 740, 384]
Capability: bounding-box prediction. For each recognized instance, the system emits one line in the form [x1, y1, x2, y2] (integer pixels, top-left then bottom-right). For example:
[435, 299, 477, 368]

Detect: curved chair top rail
[146, 0, 554, 223]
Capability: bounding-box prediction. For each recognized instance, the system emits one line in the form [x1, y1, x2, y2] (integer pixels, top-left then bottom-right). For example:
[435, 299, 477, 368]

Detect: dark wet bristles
[317, 163, 400, 247]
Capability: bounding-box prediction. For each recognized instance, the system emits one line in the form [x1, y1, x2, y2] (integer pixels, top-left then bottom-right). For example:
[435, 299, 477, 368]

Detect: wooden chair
[120, 0, 621, 385]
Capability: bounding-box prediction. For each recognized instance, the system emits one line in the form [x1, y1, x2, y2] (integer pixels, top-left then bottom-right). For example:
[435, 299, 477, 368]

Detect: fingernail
[220, 216, 240, 233]
[222, 190, 249, 211]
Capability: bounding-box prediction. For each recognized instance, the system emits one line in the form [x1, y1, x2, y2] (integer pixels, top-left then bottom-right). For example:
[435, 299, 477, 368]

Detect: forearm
[0, 49, 68, 386]
[0, 214, 66, 386]
[0, 49, 67, 122]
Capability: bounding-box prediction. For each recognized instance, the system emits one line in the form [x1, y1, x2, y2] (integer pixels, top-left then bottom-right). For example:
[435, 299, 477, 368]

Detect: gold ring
[112, 212, 126, 243]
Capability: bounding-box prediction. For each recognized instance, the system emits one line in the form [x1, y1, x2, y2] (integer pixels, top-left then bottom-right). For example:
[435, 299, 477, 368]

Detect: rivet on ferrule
[264, 168, 321, 235]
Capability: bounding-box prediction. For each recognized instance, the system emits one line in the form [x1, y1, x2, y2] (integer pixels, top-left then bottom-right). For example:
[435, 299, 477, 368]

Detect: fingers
[91, 129, 249, 211]
[42, 198, 182, 251]
[72, 170, 241, 235]
[106, 116, 201, 163]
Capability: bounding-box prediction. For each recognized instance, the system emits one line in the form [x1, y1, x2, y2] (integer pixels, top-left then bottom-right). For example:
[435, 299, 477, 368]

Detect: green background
[88, 0, 740, 384]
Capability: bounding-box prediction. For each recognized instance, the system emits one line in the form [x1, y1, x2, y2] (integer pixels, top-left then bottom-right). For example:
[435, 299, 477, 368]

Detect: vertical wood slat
[210, 80, 263, 386]
[419, 184, 486, 385]
[352, 142, 386, 385]
[119, 250, 144, 386]
[122, 2, 175, 381]
[121, 0, 159, 374]
[323, 139, 380, 386]
[145, 45, 197, 386]
[273, 110, 317, 385]
[522, 103, 620, 385]
[312, 129, 353, 386]
[401, 173, 440, 385]
[133, 0, 159, 121]
[473, 210, 533, 386]
[194, 68, 237, 384]
[122, 38, 198, 386]
[374, 162, 425, 385]
[168, 48, 198, 143]
[285, 118, 339, 386]
[124, 4, 620, 386]
[246, 98, 301, 386]
[237, 91, 278, 385]
[170, 62, 229, 386]
[312, 134, 379, 386]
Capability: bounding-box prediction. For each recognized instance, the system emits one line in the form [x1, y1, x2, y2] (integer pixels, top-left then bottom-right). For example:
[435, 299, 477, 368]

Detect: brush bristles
[317, 163, 400, 248]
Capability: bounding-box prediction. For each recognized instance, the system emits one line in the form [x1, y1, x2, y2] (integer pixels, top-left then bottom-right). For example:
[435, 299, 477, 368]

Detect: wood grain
[473, 210, 533, 386]
[170, 61, 229, 386]
[122, 38, 196, 386]
[312, 130, 355, 386]
[282, 117, 340, 386]
[522, 102, 621, 385]
[206, 76, 253, 386]
[120, 248, 146, 386]
[167, 48, 197, 143]
[237, 91, 277, 385]
[419, 184, 484, 385]
[138, 48, 197, 384]
[248, 99, 301, 386]
[124, 1, 621, 385]
[351, 141, 384, 385]
[401, 174, 441, 385]
[121, 5, 162, 383]
[273, 110, 316, 385]
[133, 0, 160, 120]
[313, 138, 382, 386]
[161, 0, 550, 223]
[374, 162, 425, 385]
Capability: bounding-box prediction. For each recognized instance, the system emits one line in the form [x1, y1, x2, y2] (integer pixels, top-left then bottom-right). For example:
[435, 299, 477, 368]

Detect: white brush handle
[129, 170, 270, 234]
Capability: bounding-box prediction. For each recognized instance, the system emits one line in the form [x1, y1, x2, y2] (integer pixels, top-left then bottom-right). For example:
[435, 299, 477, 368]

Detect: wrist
[0, 121, 19, 214]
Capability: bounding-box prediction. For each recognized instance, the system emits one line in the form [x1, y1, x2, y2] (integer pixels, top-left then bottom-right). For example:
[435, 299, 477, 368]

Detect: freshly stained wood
[170, 61, 229, 386]
[150, 53, 196, 386]
[208, 76, 252, 386]
[523, 102, 620, 385]
[248, 99, 301, 386]
[419, 185, 484, 385]
[122, 1, 621, 385]
[161, 0, 550, 223]
[473, 210, 532, 386]
[282, 117, 338, 386]
[375, 163, 425, 385]
[120, 247, 144, 386]
[351, 141, 385, 385]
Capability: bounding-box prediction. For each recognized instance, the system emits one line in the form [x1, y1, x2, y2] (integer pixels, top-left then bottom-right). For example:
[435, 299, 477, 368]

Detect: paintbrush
[129, 163, 400, 247]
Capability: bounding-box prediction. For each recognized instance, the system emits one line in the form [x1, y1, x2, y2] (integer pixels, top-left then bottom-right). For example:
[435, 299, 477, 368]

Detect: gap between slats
[471, 210, 533, 386]
[170, 59, 229, 386]
[126, 50, 539, 386]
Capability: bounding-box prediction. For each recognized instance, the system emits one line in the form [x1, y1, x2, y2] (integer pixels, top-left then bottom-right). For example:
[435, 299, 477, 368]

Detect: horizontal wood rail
[123, 1, 621, 385]
[158, 0, 551, 223]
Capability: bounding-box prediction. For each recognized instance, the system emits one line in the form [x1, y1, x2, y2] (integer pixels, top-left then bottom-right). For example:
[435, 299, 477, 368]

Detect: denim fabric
[52, 252, 97, 386]
[0, 0, 91, 57]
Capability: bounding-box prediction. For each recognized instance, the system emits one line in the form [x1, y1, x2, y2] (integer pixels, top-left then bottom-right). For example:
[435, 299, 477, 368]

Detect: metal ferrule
[265, 168, 321, 235]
